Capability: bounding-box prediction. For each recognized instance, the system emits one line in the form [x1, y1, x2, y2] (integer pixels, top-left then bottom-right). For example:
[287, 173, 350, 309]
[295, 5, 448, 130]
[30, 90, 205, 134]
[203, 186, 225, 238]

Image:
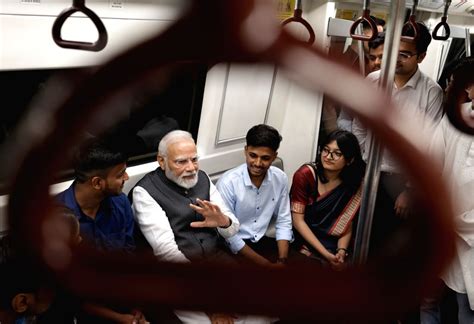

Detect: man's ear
[11, 293, 31, 314]
[417, 52, 426, 63]
[271, 151, 278, 163]
[90, 176, 103, 190]
[157, 155, 165, 169]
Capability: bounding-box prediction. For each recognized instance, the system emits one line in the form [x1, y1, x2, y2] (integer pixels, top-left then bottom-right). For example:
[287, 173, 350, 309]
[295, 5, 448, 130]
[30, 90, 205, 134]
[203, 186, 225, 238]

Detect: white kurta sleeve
[456, 209, 474, 247]
[132, 186, 190, 263]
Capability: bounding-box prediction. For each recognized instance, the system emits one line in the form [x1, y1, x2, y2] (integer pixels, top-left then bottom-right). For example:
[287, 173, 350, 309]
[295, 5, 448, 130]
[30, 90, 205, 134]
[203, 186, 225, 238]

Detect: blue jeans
[420, 296, 441, 324]
[456, 293, 474, 324]
[420, 279, 445, 324]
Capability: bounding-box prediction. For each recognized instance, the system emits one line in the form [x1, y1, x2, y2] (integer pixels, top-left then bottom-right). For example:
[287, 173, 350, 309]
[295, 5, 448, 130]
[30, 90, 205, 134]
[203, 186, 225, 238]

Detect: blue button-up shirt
[216, 164, 292, 254]
[56, 183, 135, 252]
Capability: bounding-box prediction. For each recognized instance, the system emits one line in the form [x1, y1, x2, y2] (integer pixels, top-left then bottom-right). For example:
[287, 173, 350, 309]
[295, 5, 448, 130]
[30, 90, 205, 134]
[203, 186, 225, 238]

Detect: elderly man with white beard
[131, 130, 239, 263]
[131, 130, 247, 323]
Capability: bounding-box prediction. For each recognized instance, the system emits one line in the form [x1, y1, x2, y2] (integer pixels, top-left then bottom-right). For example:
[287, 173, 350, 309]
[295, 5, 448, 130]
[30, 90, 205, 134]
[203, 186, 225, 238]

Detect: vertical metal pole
[352, 0, 406, 265]
[465, 28, 471, 57]
[295, 0, 302, 10]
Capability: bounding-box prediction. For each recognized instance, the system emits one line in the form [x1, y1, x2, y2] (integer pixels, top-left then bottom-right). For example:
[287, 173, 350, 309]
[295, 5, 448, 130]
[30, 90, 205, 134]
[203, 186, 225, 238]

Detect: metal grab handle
[401, 14, 419, 42]
[281, 0, 315, 45]
[401, 0, 419, 42]
[432, 0, 451, 41]
[52, 0, 108, 51]
[432, 17, 451, 41]
[350, 9, 378, 41]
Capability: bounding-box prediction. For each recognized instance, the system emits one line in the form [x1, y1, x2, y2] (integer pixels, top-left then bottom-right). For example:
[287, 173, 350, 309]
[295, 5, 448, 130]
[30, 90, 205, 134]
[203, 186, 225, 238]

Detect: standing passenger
[427, 57, 474, 324]
[343, 16, 386, 75]
[216, 124, 292, 266]
[352, 22, 444, 252]
[290, 130, 365, 269]
[319, 17, 385, 137]
[337, 32, 386, 132]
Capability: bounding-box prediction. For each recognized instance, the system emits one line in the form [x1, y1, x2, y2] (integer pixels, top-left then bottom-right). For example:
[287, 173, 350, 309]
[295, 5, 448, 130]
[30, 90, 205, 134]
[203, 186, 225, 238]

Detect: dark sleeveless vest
[133, 168, 224, 261]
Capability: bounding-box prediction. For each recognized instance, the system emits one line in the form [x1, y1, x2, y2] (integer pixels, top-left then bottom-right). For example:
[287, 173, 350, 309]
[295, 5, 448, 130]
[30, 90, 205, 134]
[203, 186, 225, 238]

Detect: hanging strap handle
[281, 0, 315, 45]
[350, 9, 378, 41]
[401, 0, 419, 42]
[432, 0, 451, 41]
[52, 0, 108, 52]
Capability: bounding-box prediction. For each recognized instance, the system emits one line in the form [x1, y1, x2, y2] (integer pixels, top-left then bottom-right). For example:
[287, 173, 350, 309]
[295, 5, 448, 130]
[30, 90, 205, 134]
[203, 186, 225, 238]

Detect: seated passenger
[290, 130, 365, 269]
[131, 130, 243, 323]
[0, 259, 55, 324]
[216, 124, 292, 266]
[131, 130, 239, 263]
[55, 138, 146, 324]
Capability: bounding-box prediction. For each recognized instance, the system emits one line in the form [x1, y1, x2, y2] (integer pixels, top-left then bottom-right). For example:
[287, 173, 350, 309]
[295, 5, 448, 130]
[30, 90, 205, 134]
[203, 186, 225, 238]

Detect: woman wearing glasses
[290, 130, 365, 269]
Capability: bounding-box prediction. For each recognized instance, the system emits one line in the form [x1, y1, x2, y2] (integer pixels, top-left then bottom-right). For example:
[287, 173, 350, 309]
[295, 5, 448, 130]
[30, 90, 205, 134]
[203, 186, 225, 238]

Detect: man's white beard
[165, 168, 198, 189]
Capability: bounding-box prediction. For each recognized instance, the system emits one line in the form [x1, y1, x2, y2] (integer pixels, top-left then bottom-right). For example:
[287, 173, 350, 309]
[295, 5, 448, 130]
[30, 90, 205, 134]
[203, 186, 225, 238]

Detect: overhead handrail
[432, 0, 451, 41]
[401, 0, 420, 42]
[52, 0, 108, 52]
[350, 0, 378, 41]
[281, 0, 315, 45]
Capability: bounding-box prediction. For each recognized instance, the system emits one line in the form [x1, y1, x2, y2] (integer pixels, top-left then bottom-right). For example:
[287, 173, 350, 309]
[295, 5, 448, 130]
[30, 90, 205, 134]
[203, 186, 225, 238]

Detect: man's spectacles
[397, 51, 417, 62]
[321, 148, 343, 161]
[174, 156, 199, 167]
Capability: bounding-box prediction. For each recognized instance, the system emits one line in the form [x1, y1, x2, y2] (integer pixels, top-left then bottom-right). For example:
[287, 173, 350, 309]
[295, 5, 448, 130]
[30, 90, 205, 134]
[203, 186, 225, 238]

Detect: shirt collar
[242, 164, 272, 187]
[398, 67, 421, 90]
[64, 182, 83, 218]
[64, 182, 111, 220]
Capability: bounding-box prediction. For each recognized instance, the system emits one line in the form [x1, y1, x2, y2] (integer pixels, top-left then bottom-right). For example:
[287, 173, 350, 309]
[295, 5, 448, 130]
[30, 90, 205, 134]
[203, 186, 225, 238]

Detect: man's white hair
[158, 130, 195, 156]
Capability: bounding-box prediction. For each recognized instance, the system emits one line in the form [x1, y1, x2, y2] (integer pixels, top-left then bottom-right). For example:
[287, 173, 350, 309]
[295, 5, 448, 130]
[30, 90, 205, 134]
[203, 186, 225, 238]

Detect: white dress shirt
[132, 172, 239, 263]
[353, 68, 444, 173]
[431, 116, 474, 310]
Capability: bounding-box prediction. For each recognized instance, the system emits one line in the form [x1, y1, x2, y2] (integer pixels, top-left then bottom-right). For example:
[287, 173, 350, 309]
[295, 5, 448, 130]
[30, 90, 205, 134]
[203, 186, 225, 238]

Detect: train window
[438, 35, 474, 90]
[0, 64, 207, 193]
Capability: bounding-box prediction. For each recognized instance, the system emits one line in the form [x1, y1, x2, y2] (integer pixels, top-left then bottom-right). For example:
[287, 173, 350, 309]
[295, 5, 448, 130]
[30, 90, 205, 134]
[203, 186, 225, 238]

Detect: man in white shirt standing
[429, 57, 474, 324]
[216, 125, 292, 266]
[352, 22, 444, 253]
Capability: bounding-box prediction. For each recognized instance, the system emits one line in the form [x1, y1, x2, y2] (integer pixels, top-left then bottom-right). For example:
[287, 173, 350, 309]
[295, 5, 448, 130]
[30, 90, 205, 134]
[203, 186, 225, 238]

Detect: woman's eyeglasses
[321, 147, 343, 161]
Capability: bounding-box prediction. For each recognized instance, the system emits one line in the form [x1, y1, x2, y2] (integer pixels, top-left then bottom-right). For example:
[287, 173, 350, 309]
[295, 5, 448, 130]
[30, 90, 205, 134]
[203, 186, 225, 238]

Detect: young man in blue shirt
[56, 138, 135, 253]
[217, 124, 292, 266]
[56, 138, 146, 324]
